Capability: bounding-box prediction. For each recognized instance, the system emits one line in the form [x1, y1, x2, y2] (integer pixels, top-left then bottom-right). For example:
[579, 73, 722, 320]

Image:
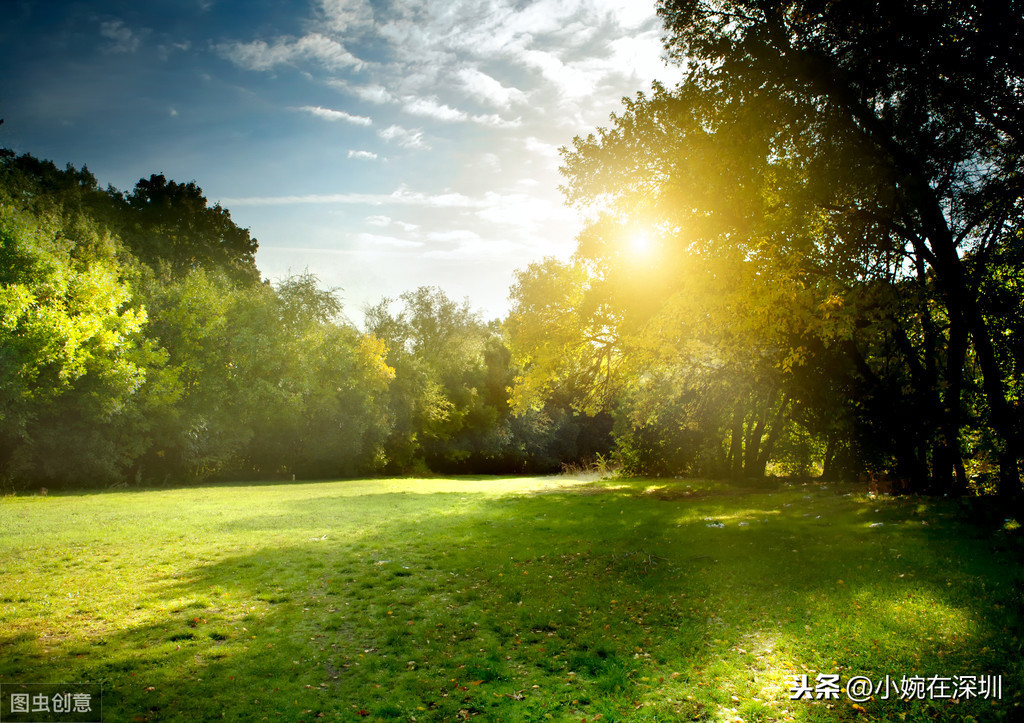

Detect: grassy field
[1, 475, 1021, 722]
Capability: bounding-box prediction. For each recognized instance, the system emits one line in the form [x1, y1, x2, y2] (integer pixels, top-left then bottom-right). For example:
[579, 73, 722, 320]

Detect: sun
[628, 230, 653, 256]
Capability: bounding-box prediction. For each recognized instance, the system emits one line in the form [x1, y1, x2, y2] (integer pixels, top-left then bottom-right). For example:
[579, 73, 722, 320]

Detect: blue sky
[1, 0, 681, 320]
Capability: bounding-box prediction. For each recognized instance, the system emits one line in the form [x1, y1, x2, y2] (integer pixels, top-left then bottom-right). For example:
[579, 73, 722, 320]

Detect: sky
[0, 0, 682, 321]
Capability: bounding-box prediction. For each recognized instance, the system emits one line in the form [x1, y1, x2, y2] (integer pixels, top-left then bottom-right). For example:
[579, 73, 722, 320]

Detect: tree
[0, 197, 162, 485]
[366, 287, 492, 472]
[119, 174, 260, 284]
[2, 150, 397, 486]
[138, 270, 393, 480]
[550, 0, 1022, 496]
[653, 0, 1023, 493]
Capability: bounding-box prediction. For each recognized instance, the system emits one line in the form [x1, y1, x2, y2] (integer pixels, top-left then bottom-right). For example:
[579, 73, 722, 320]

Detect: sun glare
[629, 230, 653, 255]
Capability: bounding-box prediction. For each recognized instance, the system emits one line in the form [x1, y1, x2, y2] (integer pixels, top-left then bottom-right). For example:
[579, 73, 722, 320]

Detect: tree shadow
[2, 480, 1019, 721]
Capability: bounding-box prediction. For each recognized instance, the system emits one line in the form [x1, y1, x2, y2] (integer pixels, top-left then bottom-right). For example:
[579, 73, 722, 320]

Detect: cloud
[456, 67, 528, 108]
[316, 0, 374, 32]
[341, 83, 394, 104]
[402, 96, 467, 123]
[100, 19, 141, 53]
[347, 149, 378, 159]
[366, 215, 419, 231]
[510, 45, 596, 99]
[475, 190, 577, 231]
[298, 105, 373, 125]
[218, 32, 364, 71]
[221, 186, 483, 208]
[523, 136, 560, 159]
[401, 95, 520, 128]
[377, 124, 429, 149]
[157, 40, 192, 60]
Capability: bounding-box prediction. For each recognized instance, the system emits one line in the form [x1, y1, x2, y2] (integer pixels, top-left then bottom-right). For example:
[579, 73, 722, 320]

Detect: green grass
[1, 476, 1022, 722]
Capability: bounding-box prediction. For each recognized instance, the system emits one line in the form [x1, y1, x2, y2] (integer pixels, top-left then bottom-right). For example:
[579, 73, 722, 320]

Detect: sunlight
[629, 229, 653, 256]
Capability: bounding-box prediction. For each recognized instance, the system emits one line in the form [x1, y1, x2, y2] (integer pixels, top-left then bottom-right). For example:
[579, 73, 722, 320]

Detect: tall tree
[654, 0, 1023, 493]
[553, 0, 1022, 496]
[120, 174, 260, 284]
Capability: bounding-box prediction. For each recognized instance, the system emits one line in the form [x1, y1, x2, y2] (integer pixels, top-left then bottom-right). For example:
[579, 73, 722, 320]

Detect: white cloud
[297, 105, 373, 125]
[366, 215, 419, 231]
[523, 136, 560, 159]
[402, 96, 467, 123]
[603, 0, 656, 29]
[511, 46, 596, 99]
[316, 0, 374, 32]
[456, 67, 528, 108]
[472, 112, 521, 128]
[218, 32, 364, 71]
[347, 149, 379, 159]
[377, 124, 429, 149]
[157, 40, 192, 60]
[293, 33, 365, 69]
[400, 95, 520, 128]
[218, 39, 291, 70]
[342, 83, 394, 104]
[100, 19, 141, 53]
[221, 186, 483, 208]
[475, 191, 577, 231]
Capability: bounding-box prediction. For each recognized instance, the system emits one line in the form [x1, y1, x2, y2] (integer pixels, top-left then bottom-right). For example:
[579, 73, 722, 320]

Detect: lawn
[1, 476, 1021, 722]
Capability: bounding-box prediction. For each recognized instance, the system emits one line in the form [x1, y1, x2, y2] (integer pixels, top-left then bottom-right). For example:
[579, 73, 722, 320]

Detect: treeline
[0, 150, 610, 488]
[4, 0, 1022, 499]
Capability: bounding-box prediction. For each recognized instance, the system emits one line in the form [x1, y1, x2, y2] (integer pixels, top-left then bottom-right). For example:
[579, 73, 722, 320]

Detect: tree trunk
[965, 298, 1022, 503]
[743, 417, 764, 477]
[729, 407, 744, 479]
[822, 435, 838, 481]
[754, 395, 788, 478]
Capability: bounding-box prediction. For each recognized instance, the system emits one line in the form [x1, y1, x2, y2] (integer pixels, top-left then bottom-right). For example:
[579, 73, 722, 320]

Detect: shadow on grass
[3, 481, 1022, 722]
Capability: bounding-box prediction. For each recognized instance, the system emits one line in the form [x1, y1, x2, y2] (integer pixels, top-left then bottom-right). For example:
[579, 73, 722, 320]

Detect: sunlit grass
[1, 476, 1021, 721]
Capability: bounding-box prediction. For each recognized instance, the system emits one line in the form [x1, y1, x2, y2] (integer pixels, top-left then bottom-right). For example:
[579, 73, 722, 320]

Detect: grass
[1, 475, 1022, 722]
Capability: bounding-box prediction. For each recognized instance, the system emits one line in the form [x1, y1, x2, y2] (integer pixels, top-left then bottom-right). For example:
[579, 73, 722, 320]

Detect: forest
[2, 0, 1022, 506]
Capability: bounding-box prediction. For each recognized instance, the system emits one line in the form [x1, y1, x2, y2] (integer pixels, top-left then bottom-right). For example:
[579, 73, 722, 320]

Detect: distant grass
[1, 476, 1021, 722]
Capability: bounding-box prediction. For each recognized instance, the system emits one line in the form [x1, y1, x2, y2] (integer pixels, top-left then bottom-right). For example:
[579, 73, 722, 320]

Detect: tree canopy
[506, 0, 1024, 499]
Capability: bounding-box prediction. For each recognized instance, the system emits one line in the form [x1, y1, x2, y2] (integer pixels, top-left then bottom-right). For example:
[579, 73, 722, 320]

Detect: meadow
[1, 476, 1021, 722]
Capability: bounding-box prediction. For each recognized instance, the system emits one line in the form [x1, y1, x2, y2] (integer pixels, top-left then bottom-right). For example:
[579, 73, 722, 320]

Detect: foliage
[505, 0, 1024, 497]
[367, 286, 612, 474]
[118, 173, 260, 284]
[0, 196, 161, 484]
[0, 151, 395, 487]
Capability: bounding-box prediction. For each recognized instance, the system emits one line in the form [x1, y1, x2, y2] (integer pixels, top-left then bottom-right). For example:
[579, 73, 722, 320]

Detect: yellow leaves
[357, 333, 395, 387]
